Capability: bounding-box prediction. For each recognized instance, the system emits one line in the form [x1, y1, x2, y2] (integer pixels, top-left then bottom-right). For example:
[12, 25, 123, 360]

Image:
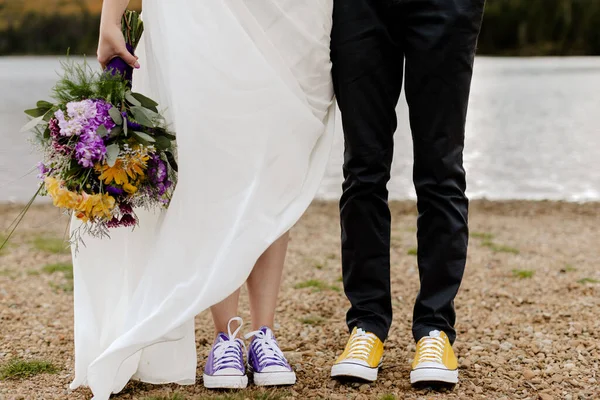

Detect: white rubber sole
[203, 373, 248, 389]
[253, 370, 297, 386]
[410, 367, 458, 385]
[331, 362, 379, 382]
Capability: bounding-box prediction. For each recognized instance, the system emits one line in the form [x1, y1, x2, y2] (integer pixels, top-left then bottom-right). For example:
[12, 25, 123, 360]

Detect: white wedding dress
[69, 1, 334, 398]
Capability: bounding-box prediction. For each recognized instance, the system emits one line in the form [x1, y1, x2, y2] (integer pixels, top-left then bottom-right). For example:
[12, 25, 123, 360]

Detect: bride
[70, 0, 334, 398]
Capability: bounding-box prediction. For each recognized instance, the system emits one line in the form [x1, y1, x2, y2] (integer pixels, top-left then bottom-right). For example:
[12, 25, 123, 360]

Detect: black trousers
[331, 0, 485, 344]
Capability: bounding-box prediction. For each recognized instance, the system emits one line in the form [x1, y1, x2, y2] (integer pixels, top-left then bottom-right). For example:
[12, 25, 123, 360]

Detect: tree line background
[1, 0, 600, 56]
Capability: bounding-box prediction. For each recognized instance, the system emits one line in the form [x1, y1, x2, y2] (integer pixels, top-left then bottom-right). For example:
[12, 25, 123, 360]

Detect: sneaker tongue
[429, 330, 441, 338]
[216, 332, 230, 342]
[260, 326, 275, 340]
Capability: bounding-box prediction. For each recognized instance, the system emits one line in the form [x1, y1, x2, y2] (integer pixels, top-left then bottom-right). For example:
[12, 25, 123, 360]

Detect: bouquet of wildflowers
[8, 11, 177, 245]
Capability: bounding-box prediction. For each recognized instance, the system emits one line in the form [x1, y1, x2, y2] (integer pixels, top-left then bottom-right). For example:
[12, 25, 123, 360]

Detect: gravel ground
[1, 200, 599, 400]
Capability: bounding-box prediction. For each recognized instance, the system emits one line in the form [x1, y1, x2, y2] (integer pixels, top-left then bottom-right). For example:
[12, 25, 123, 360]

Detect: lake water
[1, 56, 599, 203]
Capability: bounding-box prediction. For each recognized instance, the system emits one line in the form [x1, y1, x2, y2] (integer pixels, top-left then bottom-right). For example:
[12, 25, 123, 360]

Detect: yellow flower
[54, 190, 81, 209]
[96, 159, 130, 185]
[44, 177, 60, 196]
[122, 182, 138, 194]
[75, 193, 115, 221]
[90, 193, 116, 219]
[95, 147, 150, 186]
[124, 148, 150, 179]
[44, 177, 115, 222]
[45, 177, 82, 210]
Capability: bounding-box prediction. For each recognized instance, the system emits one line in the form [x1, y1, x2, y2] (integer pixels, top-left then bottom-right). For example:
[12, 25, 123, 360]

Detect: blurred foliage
[0, 0, 141, 56]
[479, 0, 600, 55]
[0, 0, 600, 56]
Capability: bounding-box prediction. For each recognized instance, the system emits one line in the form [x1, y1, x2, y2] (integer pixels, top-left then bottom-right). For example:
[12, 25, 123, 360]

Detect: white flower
[67, 99, 97, 121]
[61, 118, 84, 137]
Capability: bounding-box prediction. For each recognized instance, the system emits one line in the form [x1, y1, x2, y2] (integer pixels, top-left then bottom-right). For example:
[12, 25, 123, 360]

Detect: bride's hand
[97, 22, 140, 70]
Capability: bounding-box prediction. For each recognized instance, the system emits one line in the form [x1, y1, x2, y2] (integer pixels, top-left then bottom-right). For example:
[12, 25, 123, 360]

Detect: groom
[330, 0, 485, 387]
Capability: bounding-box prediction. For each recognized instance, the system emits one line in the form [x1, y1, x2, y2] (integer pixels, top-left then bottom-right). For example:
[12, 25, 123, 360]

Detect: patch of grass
[577, 277, 600, 284]
[0, 233, 9, 254]
[32, 236, 69, 254]
[314, 262, 324, 270]
[336, 276, 343, 282]
[143, 394, 186, 400]
[482, 240, 520, 254]
[512, 269, 534, 279]
[0, 269, 17, 279]
[0, 359, 58, 380]
[379, 395, 397, 400]
[299, 316, 325, 326]
[43, 262, 74, 292]
[471, 232, 494, 240]
[391, 233, 403, 242]
[26, 270, 41, 276]
[293, 279, 340, 292]
[50, 281, 74, 292]
[202, 392, 289, 400]
[407, 247, 418, 256]
[42, 262, 73, 276]
[563, 264, 577, 272]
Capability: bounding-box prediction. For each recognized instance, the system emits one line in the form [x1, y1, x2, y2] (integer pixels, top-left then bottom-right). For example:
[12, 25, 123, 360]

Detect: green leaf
[125, 91, 142, 107]
[36, 100, 54, 111]
[43, 126, 51, 140]
[132, 131, 156, 144]
[156, 131, 176, 141]
[97, 125, 109, 138]
[108, 126, 122, 140]
[154, 135, 172, 150]
[130, 106, 157, 128]
[131, 92, 158, 112]
[108, 107, 123, 125]
[105, 144, 120, 168]
[20, 116, 45, 133]
[24, 108, 47, 118]
[42, 108, 55, 122]
[165, 151, 178, 173]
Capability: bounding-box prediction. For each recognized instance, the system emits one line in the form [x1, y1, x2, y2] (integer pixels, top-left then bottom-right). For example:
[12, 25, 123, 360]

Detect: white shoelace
[213, 317, 246, 370]
[346, 328, 378, 361]
[244, 329, 288, 368]
[416, 330, 445, 364]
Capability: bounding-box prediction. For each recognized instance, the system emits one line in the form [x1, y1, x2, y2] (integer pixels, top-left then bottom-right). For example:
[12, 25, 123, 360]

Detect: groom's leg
[402, 0, 485, 344]
[331, 0, 403, 342]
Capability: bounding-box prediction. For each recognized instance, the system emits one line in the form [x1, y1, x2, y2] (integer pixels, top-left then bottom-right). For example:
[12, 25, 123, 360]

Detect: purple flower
[106, 213, 137, 228]
[106, 186, 124, 196]
[36, 162, 49, 180]
[49, 118, 60, 138]
[146, 154, 171, 196]
[106, 217, 121, 228]
[119, 203, 133, 214]
[67, 99, 97, 120]
[86, 99, 117, 134]
[75, 132, 106, 168]
[120, 214, 137, 227]
[148, 154, 167, 183]
[48, 117, 74, 155]
[127, 120, 143, 131]
[55, 108, 84, 137]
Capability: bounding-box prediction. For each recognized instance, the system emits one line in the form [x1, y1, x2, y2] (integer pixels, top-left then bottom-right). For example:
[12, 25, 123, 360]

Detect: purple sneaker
[245, 326, 296, 386]
[203, 317, 248, 389]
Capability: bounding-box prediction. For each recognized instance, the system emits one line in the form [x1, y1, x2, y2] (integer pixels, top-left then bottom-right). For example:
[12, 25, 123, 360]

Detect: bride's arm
[98, 0, 140, 69]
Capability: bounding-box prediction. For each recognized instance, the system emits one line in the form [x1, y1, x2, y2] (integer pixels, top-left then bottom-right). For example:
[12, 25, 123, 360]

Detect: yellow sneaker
[410, 330, 458, 386]
[330, 327, 384, 382]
